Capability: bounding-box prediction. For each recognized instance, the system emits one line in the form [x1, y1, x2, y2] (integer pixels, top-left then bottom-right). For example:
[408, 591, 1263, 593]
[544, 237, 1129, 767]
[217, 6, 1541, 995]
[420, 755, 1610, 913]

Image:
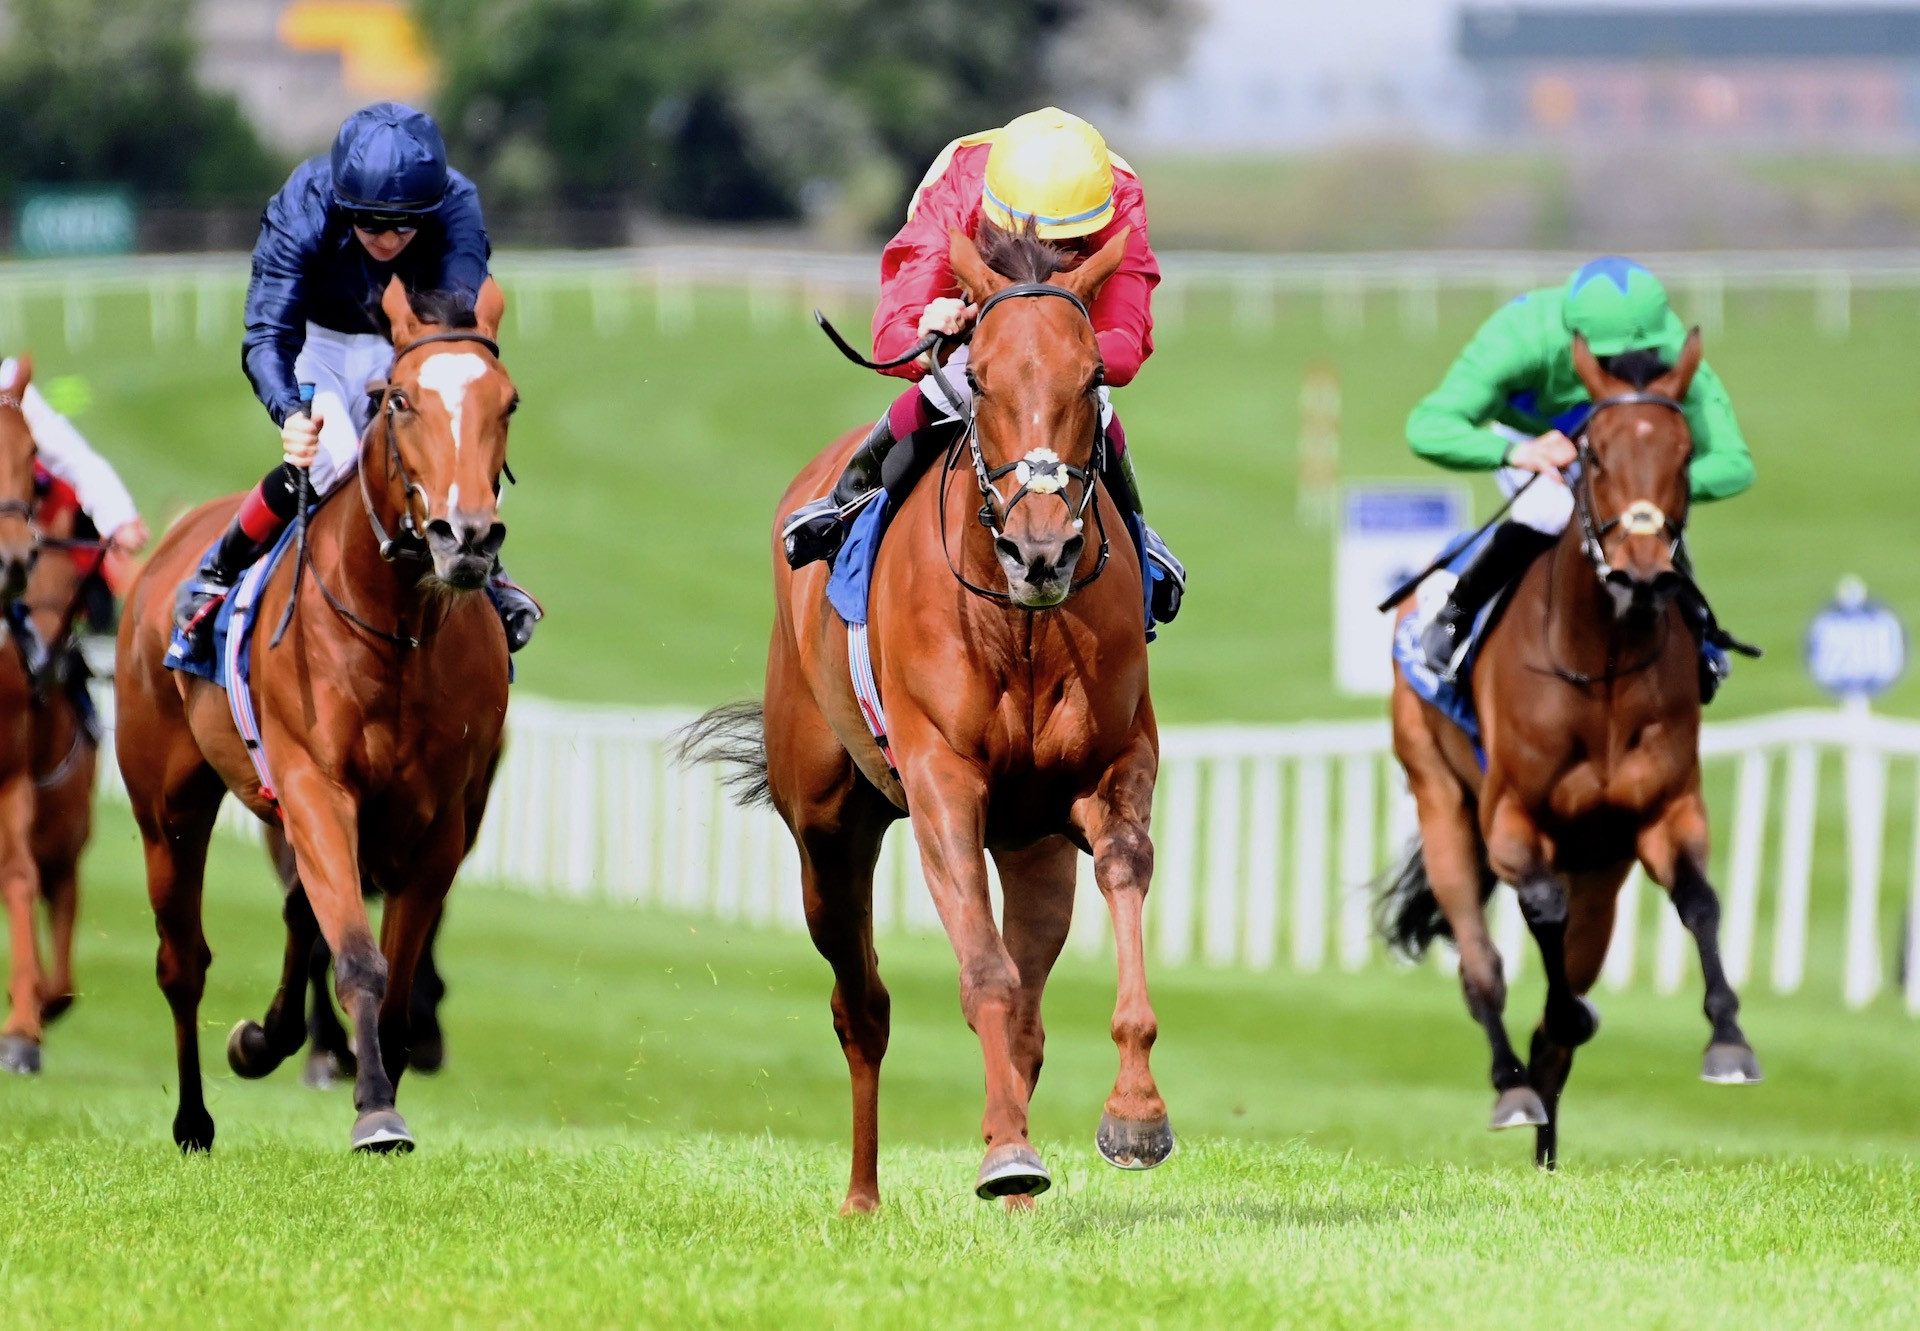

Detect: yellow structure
[280, 1, 432, 100]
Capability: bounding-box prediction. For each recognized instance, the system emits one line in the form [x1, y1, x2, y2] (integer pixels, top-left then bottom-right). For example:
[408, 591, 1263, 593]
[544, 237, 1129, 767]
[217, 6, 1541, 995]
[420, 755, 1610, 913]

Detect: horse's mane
[977, 221, 1069, 285]
[1597, 349, 1670, 390]
[404, 288, 479, 331]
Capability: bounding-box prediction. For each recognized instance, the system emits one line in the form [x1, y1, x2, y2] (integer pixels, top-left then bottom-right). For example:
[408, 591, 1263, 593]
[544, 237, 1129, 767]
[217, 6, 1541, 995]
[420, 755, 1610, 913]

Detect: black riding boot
[781, 416, 899, 569]
[1421, 521, 1558, 678]
[173, 514, 281, 644]
[1672, 547, 1760, 704]
[1101, 444, 1185, 623]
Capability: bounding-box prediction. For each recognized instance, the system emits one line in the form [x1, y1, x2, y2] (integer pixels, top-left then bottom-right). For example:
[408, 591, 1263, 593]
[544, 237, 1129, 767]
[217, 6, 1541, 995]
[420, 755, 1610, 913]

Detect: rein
[817, 283, 1112, 608]
[269, 328, 507, 652]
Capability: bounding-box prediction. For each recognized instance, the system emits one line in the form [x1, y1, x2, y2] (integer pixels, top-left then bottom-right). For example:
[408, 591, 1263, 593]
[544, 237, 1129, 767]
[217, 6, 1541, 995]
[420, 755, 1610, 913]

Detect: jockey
[1406, 256, 1754, 693]
[0, 355, 149, 572]
[174, 102, 540, 652]
[780, 107, 1185, 624]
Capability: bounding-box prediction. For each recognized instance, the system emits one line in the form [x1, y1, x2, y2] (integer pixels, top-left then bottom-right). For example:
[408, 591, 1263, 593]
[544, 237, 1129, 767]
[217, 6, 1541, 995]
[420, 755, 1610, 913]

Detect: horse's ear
[3, 353, 31, 395]
[1570, 332, 1615, 401]
[950, 228, 1005, 304]
[381, 276, 419, 347]
[1059, 228, 1130, 304]
[1656, 327, 1704, 401]
[474, 277, 506, 339]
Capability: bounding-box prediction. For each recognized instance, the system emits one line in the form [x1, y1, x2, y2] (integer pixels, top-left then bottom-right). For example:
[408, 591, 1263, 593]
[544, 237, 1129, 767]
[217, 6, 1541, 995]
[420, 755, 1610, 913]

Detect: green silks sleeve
[1681, 360, 1754, 502]
[1404, 302, 1540, 472]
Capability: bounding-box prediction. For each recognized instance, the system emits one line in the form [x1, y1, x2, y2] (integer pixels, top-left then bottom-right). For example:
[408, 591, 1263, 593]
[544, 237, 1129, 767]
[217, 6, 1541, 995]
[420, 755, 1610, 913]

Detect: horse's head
[949, 224, 1131, 609]
[0, 356, 41, 602]
[1570, 328, 1702, 620]
[376, 276, 515, 590]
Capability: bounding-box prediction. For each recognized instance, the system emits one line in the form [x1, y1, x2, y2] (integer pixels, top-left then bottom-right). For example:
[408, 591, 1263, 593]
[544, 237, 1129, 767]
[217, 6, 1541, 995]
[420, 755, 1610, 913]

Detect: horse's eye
[388, 390, 411, 413]
[965, 368, 981, 394]
[506, 396, 520, 418]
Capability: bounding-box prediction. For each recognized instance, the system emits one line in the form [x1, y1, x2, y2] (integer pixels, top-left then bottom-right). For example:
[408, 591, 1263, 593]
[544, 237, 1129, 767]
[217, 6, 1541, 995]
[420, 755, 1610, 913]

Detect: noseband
[926, 283, 1112, 606]
[1569, 391, 1688, 587]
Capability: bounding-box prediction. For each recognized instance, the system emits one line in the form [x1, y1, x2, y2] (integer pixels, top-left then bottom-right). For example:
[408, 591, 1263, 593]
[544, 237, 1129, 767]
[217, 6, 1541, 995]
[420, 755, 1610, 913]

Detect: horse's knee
[1095, 822, 1153, 893]
[1515, 876, 1567, 928]
[1669, 867, 1720, 936]
[331, 936, 387, 1007]
[830, 980, 891, 1062]
[958, 953, 1018, 1017]
[1459, 948, 1507, 1018]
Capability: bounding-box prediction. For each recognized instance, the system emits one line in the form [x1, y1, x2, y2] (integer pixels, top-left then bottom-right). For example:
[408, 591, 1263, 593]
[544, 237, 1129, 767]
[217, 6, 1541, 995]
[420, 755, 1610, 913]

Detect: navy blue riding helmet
[331, 102, 451, 223]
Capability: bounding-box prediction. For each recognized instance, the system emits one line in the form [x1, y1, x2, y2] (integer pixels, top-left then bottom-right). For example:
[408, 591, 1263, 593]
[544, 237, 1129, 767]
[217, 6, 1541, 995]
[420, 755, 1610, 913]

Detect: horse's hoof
[302, 1049, 344, 1091]
[975, 1143, 1051, 1200]
[839, 1192, 880, 1217]
[0, 1034, 42, 1075]
[1096, 1111, 1176, 1170]
[39, 993, 74, 1024]
[1701, 1042, 1763, 1085]
[408, 1035, 445, 1075]
[351, 1109, 415, 1154]
[1549, 996, 1601, 1047]
[172, 1109, 215, 1153]
[1490, 1086, 1549, 1130]
[225, 1020, 282, 1080]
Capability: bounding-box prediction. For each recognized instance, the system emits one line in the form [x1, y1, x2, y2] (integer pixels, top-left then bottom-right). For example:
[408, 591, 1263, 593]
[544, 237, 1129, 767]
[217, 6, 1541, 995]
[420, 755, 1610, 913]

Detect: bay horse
[0, 356, 109, 1075]
[683, 226, 1171, 1212]
[116, 278, 514, 1152]
[1379, 330, 1759, 1168]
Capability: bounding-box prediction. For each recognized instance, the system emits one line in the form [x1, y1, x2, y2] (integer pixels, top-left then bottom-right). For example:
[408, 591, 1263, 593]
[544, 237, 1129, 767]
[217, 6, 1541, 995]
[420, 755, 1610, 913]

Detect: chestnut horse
[1379, 330, 1759, 1168]
[683, 227, 1170, 1211]
[116, 278, 514, 1152]
[0, 356, 108, 1075]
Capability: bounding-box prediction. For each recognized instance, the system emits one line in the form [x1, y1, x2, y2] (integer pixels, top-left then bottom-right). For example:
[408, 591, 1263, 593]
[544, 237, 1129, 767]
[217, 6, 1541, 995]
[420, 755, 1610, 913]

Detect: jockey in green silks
[1405, 256, 1755, 696]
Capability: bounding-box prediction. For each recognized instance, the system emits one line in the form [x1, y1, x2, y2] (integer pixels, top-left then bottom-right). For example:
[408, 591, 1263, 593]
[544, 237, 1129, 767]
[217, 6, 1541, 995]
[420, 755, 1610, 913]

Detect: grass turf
[2, 814, 1917, 1328]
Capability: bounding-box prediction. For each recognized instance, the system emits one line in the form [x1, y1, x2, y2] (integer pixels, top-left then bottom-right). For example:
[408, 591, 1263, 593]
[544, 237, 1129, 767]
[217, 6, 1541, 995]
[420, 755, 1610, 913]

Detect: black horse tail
[1373, 837, 1495, 959]
[673, 701, 773, 810]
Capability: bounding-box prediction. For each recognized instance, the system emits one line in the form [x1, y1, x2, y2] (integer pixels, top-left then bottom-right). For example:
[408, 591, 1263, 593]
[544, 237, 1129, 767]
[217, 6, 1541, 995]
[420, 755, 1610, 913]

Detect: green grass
[13, 268, 1920, 721]
[3, 813, 1918, 1328]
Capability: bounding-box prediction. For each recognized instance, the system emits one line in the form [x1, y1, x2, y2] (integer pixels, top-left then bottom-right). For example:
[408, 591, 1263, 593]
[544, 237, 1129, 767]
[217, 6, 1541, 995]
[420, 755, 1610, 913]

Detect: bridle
[819, 282, 1111, 608]
[1540, 389, 1692, 687]
[270, 328, 510, 651]
[1569, 390, 1688, 588]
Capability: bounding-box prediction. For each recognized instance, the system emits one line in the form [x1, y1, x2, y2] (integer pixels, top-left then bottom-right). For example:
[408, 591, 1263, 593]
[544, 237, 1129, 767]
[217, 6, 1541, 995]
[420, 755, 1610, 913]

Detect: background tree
[414, 0, 1194, 232]
[0, 0, 280, 204]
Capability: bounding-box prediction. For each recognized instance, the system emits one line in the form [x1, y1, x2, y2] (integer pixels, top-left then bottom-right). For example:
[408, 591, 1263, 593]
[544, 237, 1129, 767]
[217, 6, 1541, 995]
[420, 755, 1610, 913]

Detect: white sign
[1335, 484, 1471, 696]
[1805, 578, 1906, 701]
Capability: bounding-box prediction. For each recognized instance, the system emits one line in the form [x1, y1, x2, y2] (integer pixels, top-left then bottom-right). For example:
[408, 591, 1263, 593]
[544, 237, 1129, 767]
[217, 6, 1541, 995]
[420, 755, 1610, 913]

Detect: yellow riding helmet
[981, 108, 1116, 240]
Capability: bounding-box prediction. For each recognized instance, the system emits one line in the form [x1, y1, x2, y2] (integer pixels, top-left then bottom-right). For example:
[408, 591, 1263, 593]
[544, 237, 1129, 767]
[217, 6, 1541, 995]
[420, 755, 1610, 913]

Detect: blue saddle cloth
[164, 520, 301, 687]
[1392, 529, 1731, 769]
[826, 490, 1161, 637]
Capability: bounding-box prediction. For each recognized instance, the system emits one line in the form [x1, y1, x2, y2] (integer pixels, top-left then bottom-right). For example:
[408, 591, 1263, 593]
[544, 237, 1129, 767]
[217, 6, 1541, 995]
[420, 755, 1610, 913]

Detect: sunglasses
[351, 217, 419, 236]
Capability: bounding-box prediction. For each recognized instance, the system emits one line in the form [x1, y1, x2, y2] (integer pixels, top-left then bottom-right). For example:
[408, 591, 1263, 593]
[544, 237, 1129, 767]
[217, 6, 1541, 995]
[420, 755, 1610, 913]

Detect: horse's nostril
[994, 536, 1021, 565]
[1060, 535, 1084, 567]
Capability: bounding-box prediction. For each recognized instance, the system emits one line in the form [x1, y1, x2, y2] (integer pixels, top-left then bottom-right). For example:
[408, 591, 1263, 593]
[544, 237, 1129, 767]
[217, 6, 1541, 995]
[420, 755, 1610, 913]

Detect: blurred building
[1115, 0, 1920, 149]
[1463, 5, 1920, 144]
[196, 0, 430, 154]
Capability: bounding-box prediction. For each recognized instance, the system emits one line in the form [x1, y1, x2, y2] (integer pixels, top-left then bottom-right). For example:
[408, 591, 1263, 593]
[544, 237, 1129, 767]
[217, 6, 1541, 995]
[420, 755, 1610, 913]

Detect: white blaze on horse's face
[418, 352, 487, 459]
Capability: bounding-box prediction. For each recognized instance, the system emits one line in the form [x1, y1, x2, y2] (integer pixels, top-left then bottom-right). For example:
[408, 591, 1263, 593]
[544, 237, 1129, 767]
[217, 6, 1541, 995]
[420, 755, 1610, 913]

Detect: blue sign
[1806, 585, 1906, 699]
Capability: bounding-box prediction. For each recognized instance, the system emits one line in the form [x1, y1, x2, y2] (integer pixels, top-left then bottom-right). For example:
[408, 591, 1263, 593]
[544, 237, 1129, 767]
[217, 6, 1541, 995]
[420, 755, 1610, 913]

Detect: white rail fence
[95, 695, 1920, 1013]
[9, 247, 1920, 351]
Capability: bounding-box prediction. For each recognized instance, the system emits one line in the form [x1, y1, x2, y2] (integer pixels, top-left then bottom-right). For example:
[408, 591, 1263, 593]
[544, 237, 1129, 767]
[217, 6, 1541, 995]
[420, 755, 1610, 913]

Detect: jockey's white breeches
[919, 345, 1116, 430]
[292, 323, 395, 496]
[1489, 422, 1574, 535]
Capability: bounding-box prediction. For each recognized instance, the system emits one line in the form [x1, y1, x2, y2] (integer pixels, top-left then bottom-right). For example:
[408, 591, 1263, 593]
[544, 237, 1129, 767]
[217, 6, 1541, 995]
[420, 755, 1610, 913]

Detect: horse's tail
[673, 701, 773, 810]
[1373, 837, 1495, 959]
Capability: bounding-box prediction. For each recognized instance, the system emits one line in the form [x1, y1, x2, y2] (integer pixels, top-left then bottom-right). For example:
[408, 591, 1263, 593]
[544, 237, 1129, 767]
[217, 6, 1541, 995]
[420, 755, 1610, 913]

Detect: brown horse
[0, 356, 107, 1075]
[116, 278, 514, 1152]
[683, 226, 1171, 1212]
[1380, 330, 1759, 1168]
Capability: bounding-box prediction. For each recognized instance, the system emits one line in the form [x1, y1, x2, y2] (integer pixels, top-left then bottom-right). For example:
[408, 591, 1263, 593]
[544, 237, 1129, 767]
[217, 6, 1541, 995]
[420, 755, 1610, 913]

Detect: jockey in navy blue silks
[174, 102, 540, 651]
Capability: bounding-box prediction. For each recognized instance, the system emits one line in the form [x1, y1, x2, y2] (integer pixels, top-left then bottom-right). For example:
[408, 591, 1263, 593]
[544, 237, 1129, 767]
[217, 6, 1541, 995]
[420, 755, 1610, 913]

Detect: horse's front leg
[901, 748, 1047, 1200]
[1073, 741, 1174, 1172]
[0, 772, 46, 1073]
[375, 843, 460, 1094]
[277, 760, 408, 1151]
[1640, 794, 1761, 1084]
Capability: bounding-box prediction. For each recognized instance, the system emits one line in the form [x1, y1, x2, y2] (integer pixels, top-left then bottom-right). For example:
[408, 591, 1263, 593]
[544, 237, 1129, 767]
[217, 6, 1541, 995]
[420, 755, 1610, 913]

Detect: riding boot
[1421, 521, 1558, 679]
[781, 416, 898, 569]
[1102, 439, 1185, 624]
[173, 511, 285, 646]
[486, 566, 542, 653]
